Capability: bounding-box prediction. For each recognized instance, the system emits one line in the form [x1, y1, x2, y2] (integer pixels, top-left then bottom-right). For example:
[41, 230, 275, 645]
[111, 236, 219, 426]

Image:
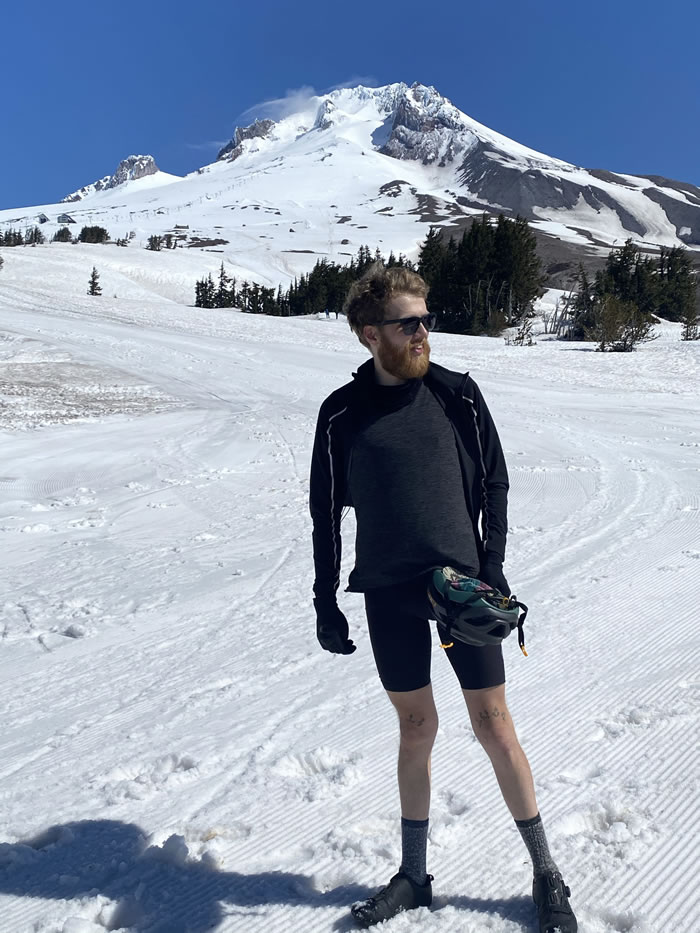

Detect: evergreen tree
[214, 262, 231, 307]
[87, 266, 102, 296]
[25, 226, 45, 245]
[417, 227, 444, 286]
[657, 246, 696, 323]
[146, 235, 163, 251]
[588, 295, 656, 351]
[79, 226, 109, 244]
[508, 216, 546, 320]
[563, 264, 596, 339]
[194, 273, 215, 308]
[681, 303, 700, 341]
[2, 228, 24, 246]
[52, 227, 73, 243]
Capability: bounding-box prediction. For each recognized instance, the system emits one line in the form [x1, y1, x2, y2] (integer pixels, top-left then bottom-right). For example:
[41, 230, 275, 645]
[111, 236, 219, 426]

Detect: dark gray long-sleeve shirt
[347, 379, 480, 591]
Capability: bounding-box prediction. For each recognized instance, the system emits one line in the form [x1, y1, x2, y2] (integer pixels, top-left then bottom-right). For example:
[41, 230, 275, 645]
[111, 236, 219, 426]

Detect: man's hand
[480, 558, 511, 597]
[313, 598, 357, 654]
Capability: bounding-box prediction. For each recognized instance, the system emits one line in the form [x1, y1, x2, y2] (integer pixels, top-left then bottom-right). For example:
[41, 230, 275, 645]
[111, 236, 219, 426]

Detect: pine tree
[214, 262, 231, 307]
[417, 227, 444, 286]
[87, 266, 102, 296]
[681, 303, 700, 341]
[595, 240, 640, 305]
[509, 216, 546, 320]
[79, 226, 109, 244]
[25, 226, 45, 246]
[2, 228, 24, 246]
[589, 295, 656, 351]
[657, 246, 696, 323]
[52, 227, 73, 243]
[564, 264, 596, 339]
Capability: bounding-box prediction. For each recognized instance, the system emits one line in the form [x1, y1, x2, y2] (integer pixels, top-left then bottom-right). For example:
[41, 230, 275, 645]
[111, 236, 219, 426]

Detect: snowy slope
[0, 252, 698, 933]
[2, 83, 699, 300]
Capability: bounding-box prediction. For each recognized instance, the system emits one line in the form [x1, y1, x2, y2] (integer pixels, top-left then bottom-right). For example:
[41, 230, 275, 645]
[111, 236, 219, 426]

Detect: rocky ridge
[62, 155, 160, 202]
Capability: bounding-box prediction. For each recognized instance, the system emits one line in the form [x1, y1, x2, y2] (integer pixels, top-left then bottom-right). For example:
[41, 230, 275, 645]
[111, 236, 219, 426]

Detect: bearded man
[309, 263, 577, 932]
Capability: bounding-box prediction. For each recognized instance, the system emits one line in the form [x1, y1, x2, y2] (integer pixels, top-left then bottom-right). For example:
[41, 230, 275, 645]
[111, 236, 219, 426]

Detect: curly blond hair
[343, 262, 429, 347]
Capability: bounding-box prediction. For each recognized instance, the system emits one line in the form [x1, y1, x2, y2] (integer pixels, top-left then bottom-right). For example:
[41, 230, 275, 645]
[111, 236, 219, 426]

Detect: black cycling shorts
[364, 575, 505, 693]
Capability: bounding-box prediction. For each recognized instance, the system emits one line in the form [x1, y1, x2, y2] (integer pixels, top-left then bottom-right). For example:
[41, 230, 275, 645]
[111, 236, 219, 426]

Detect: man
[309, 263, 577, 932]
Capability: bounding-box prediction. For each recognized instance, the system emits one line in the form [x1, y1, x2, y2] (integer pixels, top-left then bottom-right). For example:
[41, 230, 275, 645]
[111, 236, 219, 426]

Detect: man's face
[374, 295, 431, 381]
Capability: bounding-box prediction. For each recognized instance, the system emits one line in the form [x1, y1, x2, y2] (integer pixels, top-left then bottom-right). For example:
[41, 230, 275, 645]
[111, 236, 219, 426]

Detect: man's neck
[372, 359, 406, 387]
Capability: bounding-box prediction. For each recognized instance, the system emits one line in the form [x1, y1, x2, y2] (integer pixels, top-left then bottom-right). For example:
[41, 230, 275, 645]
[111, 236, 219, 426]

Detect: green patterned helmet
[427, 566, 528, 654]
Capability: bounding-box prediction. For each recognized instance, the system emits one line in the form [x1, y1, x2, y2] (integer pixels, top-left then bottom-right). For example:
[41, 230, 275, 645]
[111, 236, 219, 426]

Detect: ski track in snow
[0, 260, 698, 932]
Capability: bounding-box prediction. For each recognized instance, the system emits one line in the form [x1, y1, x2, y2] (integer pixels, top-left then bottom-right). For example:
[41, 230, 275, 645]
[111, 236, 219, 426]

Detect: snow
[0, 254, 699, 933]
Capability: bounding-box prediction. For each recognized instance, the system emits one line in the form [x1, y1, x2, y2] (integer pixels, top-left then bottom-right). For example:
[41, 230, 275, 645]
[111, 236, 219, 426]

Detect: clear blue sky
[3, 0, 699, 210]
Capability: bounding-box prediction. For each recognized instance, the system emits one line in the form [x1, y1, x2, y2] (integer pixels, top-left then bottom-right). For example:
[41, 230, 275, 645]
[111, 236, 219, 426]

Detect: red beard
[377, 333, 431, 381]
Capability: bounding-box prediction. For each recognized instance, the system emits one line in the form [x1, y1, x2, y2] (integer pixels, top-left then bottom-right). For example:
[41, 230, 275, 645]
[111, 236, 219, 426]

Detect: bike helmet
[427, 566, 528, 655]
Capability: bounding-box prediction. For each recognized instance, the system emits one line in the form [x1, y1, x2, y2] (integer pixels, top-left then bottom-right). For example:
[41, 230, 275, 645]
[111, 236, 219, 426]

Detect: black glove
[479, 558, 511, 597]
[313, 597, 356, 655]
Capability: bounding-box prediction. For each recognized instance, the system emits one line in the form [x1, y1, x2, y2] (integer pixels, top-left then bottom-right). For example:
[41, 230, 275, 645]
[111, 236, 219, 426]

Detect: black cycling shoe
[533, 870, 578, 933]
[351, 870, 433, 928]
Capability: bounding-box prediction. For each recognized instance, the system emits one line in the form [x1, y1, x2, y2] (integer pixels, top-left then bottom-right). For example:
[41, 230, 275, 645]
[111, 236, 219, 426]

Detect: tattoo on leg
[407, 713, 426, 727]
[477, 706, 507, 728]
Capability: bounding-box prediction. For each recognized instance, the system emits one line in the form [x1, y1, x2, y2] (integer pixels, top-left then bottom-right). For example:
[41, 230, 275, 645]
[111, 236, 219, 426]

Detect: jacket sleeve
[467, 378, 509, 564]
[309, 399, 346, 601]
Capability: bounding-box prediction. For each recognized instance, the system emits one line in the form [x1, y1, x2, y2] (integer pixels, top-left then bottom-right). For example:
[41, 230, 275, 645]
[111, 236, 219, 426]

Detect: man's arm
[467, 378, 510, 589]
[309, 400, 355, 654]
[309, 400, 345, 600]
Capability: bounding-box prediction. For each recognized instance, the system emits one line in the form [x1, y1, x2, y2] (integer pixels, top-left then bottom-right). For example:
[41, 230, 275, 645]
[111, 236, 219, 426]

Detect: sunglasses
[377, 312, 437, 336]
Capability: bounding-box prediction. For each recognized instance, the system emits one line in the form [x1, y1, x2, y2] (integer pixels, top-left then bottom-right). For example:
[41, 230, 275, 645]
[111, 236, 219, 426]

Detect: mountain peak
[62, 154, 160, 202]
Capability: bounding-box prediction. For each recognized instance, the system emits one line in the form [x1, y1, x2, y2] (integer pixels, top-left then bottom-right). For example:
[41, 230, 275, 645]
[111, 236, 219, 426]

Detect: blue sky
[3, 0, 699, 210]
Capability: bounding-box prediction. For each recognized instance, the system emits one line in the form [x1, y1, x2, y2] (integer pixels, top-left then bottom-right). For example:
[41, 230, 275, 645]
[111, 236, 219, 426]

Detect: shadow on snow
[0, 819, 536, 931]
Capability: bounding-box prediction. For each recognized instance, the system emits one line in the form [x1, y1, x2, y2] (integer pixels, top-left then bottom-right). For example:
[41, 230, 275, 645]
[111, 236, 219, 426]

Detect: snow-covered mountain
[211, 82, 700, 251]
[2, 82, 699, 295]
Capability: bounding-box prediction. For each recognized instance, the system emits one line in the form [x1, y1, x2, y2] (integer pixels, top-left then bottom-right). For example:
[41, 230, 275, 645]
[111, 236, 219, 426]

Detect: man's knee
[398, 708, 439, 749]
[471, 710, 521, 758]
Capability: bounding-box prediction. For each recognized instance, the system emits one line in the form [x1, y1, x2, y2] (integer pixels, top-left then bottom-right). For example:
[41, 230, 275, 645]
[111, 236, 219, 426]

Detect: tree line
[194, 244, 413, 317]
[1, 225, 146, 248]
[194, 215, 545, 336]
[550, 240, 699, 346]
[1, 226, 47, 246]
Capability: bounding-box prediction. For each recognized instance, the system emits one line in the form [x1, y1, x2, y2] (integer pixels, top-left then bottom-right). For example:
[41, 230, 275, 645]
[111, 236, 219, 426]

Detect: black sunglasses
[377, 312, 437, 336]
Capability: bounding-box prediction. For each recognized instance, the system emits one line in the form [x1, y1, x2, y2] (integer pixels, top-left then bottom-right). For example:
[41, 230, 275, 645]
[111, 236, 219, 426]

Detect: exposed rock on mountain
[313, 100, 336, 131]
[62, 155, 160, 202]
[217, 120, 276, 162]
[378, 83, 475, 167]
[110, 155, 159, 187]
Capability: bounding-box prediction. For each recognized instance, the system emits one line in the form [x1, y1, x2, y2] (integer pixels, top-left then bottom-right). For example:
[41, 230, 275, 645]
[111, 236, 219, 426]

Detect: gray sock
[400, 817, 429, 885]
[515, 813, 559, 876]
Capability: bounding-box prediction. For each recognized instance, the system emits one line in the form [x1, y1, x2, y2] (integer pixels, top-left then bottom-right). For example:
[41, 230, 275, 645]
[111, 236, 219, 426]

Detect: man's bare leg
[462, 683, 538, 820]
[463, 683, 577, 930]
[386, 683, 439, 820]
